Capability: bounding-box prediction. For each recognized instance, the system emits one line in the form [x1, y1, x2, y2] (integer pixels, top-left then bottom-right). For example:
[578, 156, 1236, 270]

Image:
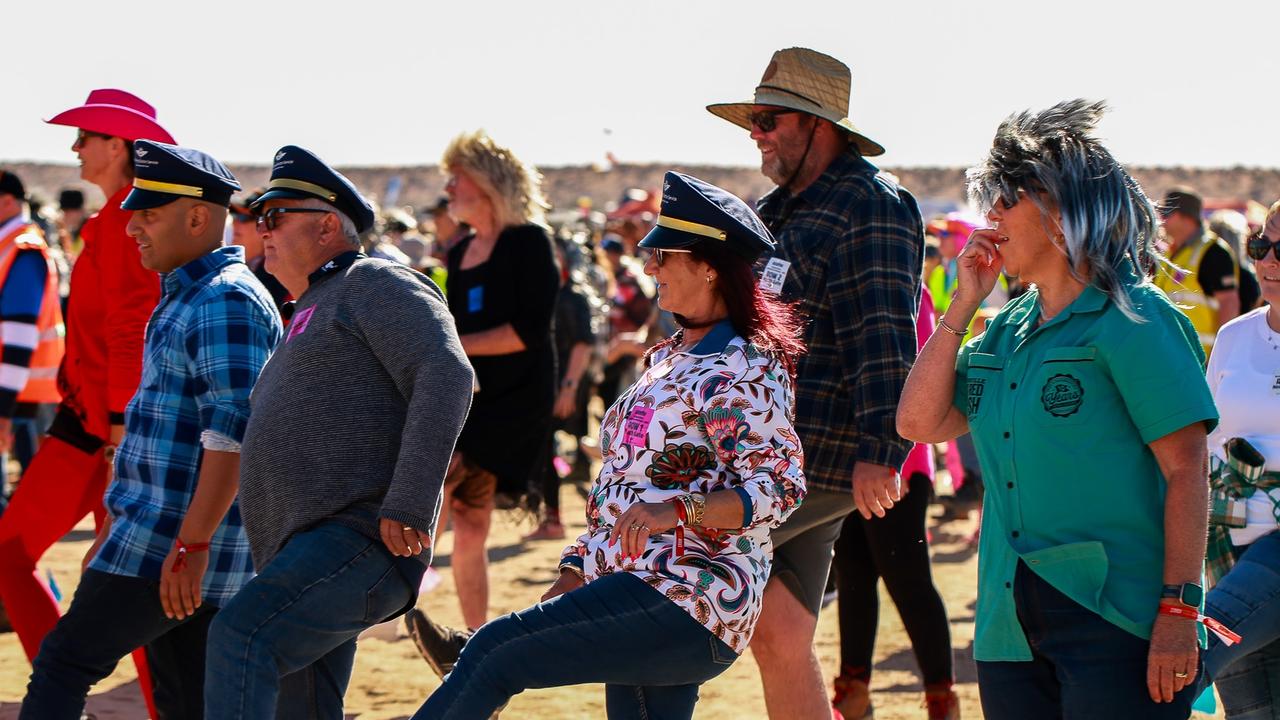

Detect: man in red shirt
[0, 89, 172, 714]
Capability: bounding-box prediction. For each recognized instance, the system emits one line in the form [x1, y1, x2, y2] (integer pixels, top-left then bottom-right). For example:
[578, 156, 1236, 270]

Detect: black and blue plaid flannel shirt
[757, 148, 924, 492]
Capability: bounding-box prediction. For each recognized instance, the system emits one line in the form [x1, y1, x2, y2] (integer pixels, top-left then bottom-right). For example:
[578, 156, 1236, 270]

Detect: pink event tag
[622, 406, 654, 447]
[287, 306, 316, 342]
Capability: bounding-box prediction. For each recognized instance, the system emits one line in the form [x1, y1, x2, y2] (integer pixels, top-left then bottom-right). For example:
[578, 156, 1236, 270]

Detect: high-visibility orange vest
[0, 222, 65, 403]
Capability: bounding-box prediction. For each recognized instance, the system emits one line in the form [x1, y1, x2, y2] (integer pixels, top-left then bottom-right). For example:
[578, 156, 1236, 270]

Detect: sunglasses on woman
[651, 248, 691, 266]
[74, 129, 114, 147]
[256, 207, 332, 233]
[1247, 233, 1280, 262]
[748, 109, 800, 133]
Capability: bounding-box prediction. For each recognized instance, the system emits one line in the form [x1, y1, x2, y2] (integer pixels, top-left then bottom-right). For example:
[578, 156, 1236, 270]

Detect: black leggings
[833, 472, 953, 686]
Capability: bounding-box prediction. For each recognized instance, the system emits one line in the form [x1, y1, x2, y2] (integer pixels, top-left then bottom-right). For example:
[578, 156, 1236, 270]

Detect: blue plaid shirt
[93, 246, 282, 606]
[757, 148, 924, 492]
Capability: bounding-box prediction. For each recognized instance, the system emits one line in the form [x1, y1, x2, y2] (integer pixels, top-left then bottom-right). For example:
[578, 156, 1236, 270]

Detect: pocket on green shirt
[1020, 540, 1108, 613]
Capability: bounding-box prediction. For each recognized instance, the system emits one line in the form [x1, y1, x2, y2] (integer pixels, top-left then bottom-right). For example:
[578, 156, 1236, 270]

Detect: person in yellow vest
[0, 170, 64, 505]
[1156, 187, 1239, 354]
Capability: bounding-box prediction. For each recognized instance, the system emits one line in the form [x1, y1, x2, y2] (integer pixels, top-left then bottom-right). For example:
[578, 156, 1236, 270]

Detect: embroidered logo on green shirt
[1041, 374, 1084, 417]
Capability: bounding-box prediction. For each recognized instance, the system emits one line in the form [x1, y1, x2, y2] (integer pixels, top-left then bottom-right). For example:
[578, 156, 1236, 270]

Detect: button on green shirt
[953, 279, 1218, 662]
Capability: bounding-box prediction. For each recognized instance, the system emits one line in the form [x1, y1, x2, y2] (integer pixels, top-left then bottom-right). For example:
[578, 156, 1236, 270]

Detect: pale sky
[6, 0, 1279, 169]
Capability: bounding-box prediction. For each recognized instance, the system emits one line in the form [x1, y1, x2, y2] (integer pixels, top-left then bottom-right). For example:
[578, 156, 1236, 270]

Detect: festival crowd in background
[0, 44, 1275, 720]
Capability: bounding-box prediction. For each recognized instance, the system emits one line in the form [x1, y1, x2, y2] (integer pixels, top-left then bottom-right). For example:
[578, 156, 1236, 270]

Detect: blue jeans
[414, 571, 739, 720]
[977, 562, 1200, 720]
[204, 523, 423, 720]
[1204, 531, 1280, 719]
[20, 568, 216, 720]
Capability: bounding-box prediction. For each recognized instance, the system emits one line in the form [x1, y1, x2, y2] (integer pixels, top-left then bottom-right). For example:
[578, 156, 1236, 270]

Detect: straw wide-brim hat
[707, 47, 884, 157]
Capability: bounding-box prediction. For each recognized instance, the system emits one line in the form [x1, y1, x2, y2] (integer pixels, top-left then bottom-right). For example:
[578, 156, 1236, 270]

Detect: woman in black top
[436, 130, 559, 631]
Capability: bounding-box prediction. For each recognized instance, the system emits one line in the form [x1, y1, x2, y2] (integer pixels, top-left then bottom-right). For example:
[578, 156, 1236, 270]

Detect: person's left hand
[380, 518, 428, 558]
[852, 462, 902, 519]
[1146, 609, 1200, 703]
[159, 542, 207, 620]
[608, 502, 678, 560]
[553, 385, 577, 419]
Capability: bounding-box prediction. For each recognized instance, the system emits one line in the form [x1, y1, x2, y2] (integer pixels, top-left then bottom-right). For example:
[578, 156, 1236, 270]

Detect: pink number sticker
[622, 406, 654, 447]
[287, 306, 316, 342]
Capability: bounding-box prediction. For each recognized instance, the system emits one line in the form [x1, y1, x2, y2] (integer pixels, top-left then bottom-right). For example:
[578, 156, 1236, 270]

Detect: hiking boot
[522, 519, 565, 541]
[924, 688, 960, 720]
[832, 675, 873, 719]
[405, 607, 472, 679]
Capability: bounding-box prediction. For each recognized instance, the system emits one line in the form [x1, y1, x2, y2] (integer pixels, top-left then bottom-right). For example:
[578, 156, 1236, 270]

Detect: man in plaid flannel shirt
[21, 141, 281, 720]
[707, 47, 924, 718]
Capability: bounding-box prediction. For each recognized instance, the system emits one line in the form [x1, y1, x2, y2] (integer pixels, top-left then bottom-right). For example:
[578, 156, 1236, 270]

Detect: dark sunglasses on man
[256, 206, 332, 233]
[1247, 233, 1280, 262]
[748, 109, 800, 133]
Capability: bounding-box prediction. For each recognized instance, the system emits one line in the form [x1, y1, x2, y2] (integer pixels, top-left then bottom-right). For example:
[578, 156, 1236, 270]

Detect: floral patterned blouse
[560, 321, 806, 653]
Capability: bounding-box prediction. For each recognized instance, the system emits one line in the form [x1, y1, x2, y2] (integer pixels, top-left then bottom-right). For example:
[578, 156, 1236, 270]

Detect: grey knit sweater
[238, 257, 473, 570]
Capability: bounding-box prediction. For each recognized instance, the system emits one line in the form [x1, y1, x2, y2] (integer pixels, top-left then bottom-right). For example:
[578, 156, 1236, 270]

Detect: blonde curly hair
[441, 130, 548, 230]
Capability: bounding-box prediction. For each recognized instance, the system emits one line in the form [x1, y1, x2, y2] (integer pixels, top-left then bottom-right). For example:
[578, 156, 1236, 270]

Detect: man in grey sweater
[204, 146, 473, 720]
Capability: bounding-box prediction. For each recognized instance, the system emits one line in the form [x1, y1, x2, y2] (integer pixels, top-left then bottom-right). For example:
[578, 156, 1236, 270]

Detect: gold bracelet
[689, 493, 707, 527]
[936, 316, 968, 337]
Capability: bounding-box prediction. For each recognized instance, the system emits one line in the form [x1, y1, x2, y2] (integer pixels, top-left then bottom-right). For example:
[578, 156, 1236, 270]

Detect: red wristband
[1157, 603, 1242, 646]
[172, 538, 211, 573]
[669, 499, 687, 556]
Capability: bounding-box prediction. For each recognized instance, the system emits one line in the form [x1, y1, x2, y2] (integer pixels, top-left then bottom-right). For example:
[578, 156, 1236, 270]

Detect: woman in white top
[1202, 199, 1280, 719]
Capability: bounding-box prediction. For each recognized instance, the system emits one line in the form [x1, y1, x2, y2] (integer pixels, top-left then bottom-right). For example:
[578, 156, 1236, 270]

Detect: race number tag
[622, 406, 654, 447]
[760, 257, 791, 295]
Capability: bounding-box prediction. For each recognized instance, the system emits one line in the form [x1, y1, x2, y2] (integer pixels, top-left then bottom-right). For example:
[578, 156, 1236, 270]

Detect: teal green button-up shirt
[953, 280, 1217, 661]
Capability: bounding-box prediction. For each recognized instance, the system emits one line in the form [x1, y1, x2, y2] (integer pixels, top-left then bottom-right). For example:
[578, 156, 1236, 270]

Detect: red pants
[0, 436, 156, 715]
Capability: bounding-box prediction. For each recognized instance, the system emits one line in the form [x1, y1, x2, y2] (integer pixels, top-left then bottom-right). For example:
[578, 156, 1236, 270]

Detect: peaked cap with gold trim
[638, 171, 774, 261]
[122, 140, 240, 210]
[251, 145, 375, 233]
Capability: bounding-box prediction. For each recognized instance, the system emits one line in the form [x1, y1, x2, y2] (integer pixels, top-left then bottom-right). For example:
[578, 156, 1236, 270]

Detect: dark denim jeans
[977, 562, 1200, 720]
[1204, 531, 1280, 719]
[414, 571, 739, 720]
[204, 523, 422, 720]
[20, 568, 215, 720]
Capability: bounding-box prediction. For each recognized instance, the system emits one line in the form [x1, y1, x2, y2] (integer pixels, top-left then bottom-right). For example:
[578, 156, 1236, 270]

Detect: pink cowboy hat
[45, 88, 176, 144]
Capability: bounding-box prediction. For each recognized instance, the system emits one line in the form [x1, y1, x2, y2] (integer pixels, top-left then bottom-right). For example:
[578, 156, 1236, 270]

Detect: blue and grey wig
[965, 99, 1160, 320]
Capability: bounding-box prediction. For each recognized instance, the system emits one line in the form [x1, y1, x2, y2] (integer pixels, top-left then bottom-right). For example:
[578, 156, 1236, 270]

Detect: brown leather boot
[832, 675, 873, 719]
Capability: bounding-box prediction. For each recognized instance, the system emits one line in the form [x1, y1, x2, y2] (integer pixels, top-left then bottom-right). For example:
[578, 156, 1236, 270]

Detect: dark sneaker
[405, 607, 472, 679]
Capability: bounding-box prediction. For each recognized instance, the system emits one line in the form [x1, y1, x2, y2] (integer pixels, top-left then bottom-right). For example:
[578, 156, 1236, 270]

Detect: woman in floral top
[415, 172, 806, 720]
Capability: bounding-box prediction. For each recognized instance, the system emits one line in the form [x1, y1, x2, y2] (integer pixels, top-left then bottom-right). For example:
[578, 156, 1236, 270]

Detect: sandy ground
[0, 477, 1226, 719]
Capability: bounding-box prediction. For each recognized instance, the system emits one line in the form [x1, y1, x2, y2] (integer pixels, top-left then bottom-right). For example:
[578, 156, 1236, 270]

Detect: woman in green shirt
[898, 99, 1219, 720]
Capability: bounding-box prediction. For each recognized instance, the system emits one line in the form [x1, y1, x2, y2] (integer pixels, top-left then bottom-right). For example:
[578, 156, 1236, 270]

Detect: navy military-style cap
[251, 145, 375, 233]
[638, 171, 775, 261]
[122, 141, 241, 210]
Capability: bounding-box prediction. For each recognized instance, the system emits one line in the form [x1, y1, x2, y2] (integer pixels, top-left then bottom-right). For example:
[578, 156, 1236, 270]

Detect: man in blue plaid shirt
[21, 141, 281, 720]
[708, 48, 925, 719]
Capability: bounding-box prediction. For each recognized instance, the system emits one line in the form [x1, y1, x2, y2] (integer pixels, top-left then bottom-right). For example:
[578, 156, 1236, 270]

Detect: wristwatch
[1161, 583, 1203, 608]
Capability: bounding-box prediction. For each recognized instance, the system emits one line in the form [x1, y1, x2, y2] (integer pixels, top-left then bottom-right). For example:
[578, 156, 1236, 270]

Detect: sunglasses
[995, 186, 1048, 211]
[256, 207, 331, 232]
[231, 210, 256, 224]
[74, 129, 114, 147]
[1247, 233, 1280, 262]
[651, 248, 690, 266]
[748, 109, 800, 133]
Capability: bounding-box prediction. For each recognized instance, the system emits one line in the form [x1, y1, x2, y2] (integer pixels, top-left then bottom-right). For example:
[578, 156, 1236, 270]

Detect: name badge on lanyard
[468, 285, 484, 313]
[623, 406, 655, 447]
[760, 257, 791, 295]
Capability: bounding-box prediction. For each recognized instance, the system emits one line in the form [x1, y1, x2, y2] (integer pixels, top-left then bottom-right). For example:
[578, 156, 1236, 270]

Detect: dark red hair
[648, 240, 806, 376]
